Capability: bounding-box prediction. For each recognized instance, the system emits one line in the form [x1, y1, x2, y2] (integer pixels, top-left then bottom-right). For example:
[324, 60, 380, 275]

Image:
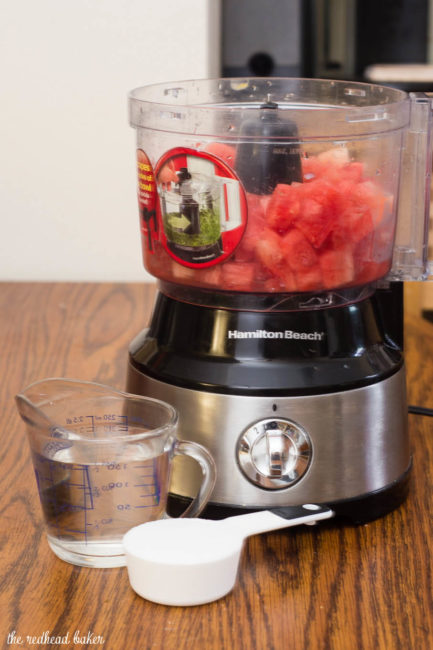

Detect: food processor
[127, 78, 433, 523]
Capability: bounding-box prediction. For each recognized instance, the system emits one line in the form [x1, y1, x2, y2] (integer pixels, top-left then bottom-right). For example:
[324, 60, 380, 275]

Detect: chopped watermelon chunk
[371, 215, 395, 262]
[221, 262, 256, 291]
[281, 228, 319, 271]
[331, 180, 389, 247]
[355, 181, 387, 228]
[340, 162, 365, 184]
[302, 148, 365, 185]
[265, 183, 302, 232]
[302, 155, 327, 182]
[317, 147, 350, 165]
[196, 266, 223, 287]
[235, 192, 266, 261]
[319, 245, 355, 289]
[255, 229, 286, 276]
[295, 266, 323, 292]
[293, 180, 338, 248]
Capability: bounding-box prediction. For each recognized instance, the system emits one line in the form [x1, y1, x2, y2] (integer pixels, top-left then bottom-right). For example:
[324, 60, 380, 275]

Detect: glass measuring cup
[15, 378, 216, 568]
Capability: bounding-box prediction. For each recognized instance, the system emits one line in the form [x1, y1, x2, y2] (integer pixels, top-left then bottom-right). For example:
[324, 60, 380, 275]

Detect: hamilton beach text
[227, 329, 325, 341]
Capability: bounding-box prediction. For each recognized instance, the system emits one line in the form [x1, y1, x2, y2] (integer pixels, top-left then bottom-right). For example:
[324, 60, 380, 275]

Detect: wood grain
[1, 282, 433, 650]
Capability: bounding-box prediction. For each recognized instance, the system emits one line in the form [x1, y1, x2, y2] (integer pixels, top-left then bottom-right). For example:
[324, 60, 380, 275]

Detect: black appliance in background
[222, 0, 431, 89]
[302, 0, 430, 88]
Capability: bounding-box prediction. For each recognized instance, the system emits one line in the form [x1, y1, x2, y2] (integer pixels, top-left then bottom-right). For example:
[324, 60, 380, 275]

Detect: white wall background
[0, 0, 221, 281]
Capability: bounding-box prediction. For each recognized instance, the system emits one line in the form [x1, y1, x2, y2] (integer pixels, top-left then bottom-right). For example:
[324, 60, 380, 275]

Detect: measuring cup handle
[173, 440, 216, 518]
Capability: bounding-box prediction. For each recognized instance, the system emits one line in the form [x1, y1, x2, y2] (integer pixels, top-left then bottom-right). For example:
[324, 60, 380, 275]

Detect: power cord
[408, 405, 433, 416]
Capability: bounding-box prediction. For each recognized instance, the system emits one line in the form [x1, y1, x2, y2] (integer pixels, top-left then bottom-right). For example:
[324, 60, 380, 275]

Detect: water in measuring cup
[31, 440, 171, 567]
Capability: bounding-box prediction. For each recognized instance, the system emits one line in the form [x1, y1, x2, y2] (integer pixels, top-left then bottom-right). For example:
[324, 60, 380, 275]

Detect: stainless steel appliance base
[167, 464, 411, 524]
[127, 363, 410, 514]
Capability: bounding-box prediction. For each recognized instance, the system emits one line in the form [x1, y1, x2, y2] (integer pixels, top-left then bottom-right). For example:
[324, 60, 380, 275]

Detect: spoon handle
[221, 504, 334, 539]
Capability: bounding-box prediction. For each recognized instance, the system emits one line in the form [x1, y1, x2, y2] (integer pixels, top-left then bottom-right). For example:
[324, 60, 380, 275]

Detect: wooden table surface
[1, 282, 433, 650]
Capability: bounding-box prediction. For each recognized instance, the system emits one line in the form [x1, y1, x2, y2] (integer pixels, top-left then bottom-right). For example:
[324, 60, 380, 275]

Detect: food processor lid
[129, 77, 410, 139]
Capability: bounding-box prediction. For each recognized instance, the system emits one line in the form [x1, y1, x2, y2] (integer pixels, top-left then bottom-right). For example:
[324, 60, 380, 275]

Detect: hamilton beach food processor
[126, 78, 433, 523]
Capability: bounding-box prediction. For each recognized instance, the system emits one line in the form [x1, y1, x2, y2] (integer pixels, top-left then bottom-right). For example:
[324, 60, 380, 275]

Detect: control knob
[236, 418, 312, 490]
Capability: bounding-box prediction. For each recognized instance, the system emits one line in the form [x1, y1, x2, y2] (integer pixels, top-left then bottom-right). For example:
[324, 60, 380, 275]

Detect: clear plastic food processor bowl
[129, 78, 433, 309]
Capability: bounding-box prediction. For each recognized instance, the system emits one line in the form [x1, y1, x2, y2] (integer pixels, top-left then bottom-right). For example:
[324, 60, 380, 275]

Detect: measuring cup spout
[15, 392, 53, 432]
[15, 378, 90, 434]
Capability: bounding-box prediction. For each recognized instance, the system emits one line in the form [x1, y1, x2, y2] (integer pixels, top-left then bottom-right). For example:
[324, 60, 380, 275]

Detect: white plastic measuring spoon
[123, 504, 334, 606]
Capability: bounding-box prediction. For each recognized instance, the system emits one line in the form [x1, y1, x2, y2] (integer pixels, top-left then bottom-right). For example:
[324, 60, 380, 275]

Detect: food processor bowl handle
[390, 92, 433, 281]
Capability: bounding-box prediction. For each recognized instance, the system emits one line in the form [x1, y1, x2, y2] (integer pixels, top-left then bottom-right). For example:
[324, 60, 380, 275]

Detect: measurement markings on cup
[33, 455, 96, 542]
[69, 413, 130, 434]
[58, 464, 94, 540]
[133, 459, 161, 507]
